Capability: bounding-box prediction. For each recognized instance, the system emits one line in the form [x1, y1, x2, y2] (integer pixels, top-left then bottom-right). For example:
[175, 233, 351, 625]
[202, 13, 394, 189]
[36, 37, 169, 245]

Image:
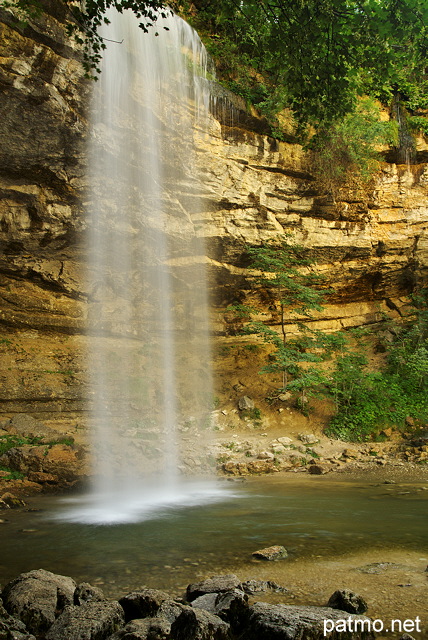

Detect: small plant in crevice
[211, 396, 221, 410]
[217, 454, 229, 464]
[0, 435, 41, 456]
[240, 407, 262, 423]
[305, 448, 319, 459]
[0, 434, 75, 457]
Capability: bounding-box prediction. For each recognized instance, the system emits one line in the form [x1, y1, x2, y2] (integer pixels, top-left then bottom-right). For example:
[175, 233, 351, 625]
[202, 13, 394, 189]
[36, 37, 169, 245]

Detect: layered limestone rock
[199, 119, 428, 333]
[0, 3, 427, 421]
[0, 2, 87, 330]
[0, 3, 88, 419]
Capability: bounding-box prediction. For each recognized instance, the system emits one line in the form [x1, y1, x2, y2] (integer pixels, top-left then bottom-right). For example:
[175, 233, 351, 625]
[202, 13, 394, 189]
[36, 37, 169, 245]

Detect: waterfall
[392, 93, 416, 166]
[64, 8, 224, 523]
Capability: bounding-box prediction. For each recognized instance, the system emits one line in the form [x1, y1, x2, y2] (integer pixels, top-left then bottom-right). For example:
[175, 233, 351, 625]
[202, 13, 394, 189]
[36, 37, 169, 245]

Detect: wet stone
[327, 589, 368, 614]
[308, 464, 329, 475]
[252, 545, 288, 561]
[1, 568, 76, 635]
[0, 493, 26, 509]
[119, 589, 173, 622]
[186, 575, 241, 602]
[74, 582, 106, 605]
[240, 580, 287, 594]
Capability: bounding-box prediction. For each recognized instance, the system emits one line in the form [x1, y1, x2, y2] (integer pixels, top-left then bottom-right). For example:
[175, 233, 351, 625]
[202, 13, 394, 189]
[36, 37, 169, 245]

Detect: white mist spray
[64, 9, 225, 524]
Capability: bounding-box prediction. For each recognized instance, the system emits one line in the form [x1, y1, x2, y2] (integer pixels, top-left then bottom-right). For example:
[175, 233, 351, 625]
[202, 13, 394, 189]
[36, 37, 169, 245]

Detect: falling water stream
[1, 13, 427, 629]
[64, 9, 226, 523]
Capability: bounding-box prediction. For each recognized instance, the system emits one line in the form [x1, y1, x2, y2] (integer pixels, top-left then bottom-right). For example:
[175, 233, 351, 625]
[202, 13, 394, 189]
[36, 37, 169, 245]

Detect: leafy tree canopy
[190, 0, 428, 128]
[2, 0, 427, 127]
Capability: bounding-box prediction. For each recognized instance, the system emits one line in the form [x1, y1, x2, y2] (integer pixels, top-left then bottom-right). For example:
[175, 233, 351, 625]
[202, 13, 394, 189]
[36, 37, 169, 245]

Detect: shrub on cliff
[326, 290, 428, 441]
[225, 238, 341, 409]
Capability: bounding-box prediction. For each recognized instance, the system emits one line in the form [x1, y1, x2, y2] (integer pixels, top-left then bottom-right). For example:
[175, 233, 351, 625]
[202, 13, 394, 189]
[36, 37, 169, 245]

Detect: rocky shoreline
[0, 568, 382, 640]
[0, 414, 427, 639]
[215, 428, 428, 478]
[0, 412, 427, 497]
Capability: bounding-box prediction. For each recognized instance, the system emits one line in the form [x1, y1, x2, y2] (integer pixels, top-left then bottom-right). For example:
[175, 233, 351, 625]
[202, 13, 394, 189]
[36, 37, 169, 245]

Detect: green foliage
[309, 98, 398, 198]
[0, 465, 25, 480]
[0, 433, 74, 456]
[0, 0, 42, 28]
[191, 0, 428, 129]
[408, 115, 428, 137]
[4, 0, 427, 132]
[245, 240, 326, 315]
[245, 407, 261, 421]
[325, 290, 428, 441]
[212, 396, 220, 409]
[305, 447, 319, 459]
[67, 1, 172, 77]
[0, 434, 40, 455]
[228, 238, 338, 402]
[0, 0, 171, 77]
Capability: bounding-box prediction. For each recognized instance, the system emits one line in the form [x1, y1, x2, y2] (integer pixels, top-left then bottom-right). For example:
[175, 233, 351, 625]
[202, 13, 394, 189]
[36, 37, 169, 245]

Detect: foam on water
[56, 479, 232, 525]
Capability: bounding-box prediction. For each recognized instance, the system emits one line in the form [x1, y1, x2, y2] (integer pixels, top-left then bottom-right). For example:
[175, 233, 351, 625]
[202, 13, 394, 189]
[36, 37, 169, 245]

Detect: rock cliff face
[0, 3, 427, 422]
[201, 117, 428, 334]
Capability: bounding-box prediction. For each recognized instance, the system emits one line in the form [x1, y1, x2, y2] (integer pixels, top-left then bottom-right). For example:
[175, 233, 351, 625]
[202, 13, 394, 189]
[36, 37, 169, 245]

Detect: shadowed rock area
[0, 570, 377, 640]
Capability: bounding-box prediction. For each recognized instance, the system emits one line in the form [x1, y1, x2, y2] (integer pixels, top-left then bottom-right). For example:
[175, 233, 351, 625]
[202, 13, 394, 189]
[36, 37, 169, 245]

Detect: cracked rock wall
[0, 4, 427, 422]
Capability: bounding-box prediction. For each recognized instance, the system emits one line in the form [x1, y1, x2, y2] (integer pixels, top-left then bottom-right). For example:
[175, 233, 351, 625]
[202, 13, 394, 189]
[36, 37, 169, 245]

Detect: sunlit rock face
[198, 120, 428, 333]
[0, 2, 88, 333]
[0, 2, 427, 421]
[0, 4, 88, 419]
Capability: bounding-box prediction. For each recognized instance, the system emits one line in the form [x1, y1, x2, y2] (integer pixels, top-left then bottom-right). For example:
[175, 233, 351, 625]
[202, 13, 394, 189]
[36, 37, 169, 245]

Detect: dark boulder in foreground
[119, 589, 174, 622]
[191, 588, 249, 634]
[1, 568, 76, 635]
[74, 582, 107, 606]
[45, 601, 124, 640]
[108, 617, 172, 639]
[186, 575, 241, 602]
[171, 606, 232, 640]
[0, 602, 36, 640]
[239, 602, 374, 640]
[0, 569, 378, 640]
[213, 589, 249, 632]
